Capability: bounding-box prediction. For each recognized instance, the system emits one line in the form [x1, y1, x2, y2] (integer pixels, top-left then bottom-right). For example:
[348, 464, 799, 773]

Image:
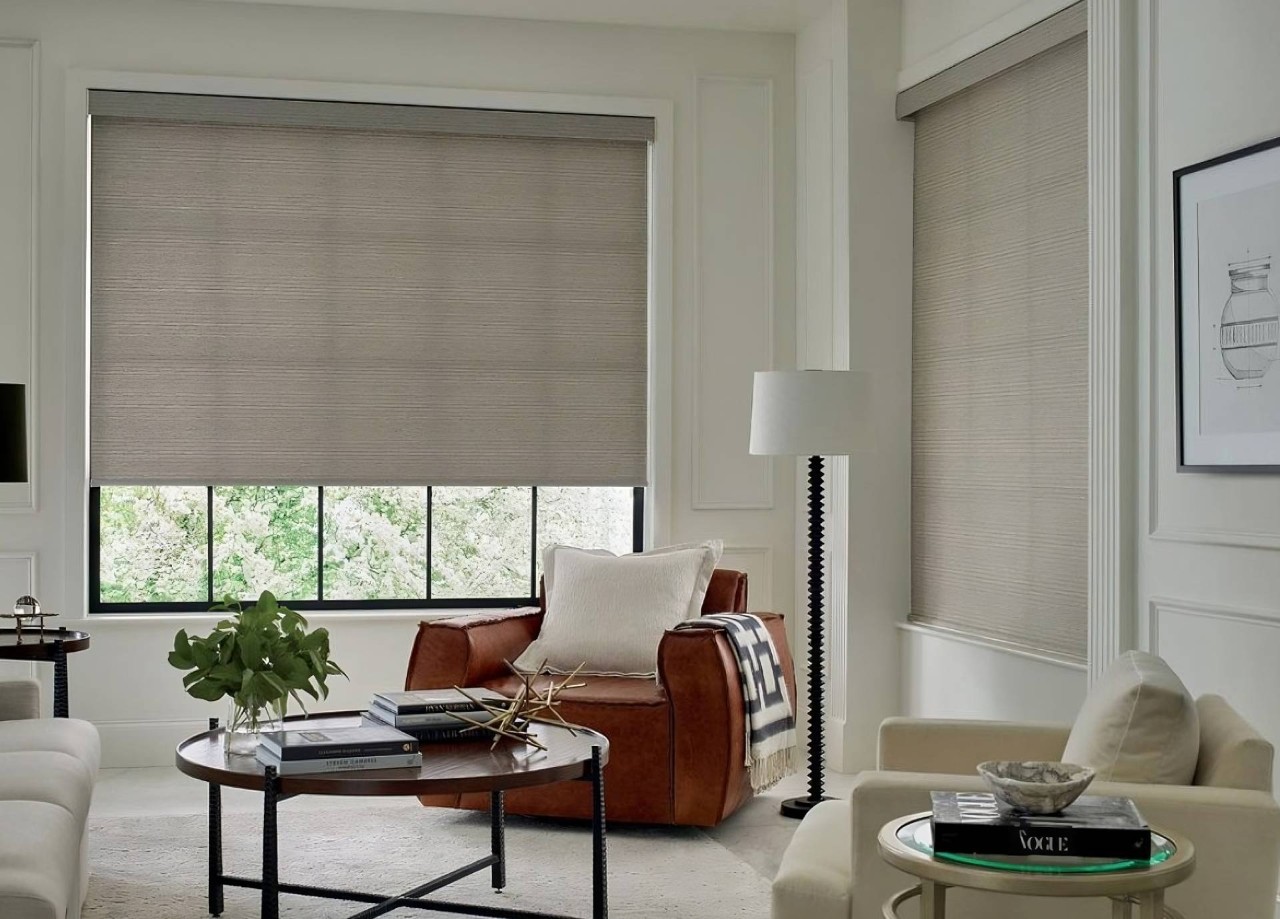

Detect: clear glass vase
[224, 699, 285, 756]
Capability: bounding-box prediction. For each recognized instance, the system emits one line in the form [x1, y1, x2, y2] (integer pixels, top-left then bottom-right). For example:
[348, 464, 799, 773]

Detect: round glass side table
[877, 813, 1195, 919]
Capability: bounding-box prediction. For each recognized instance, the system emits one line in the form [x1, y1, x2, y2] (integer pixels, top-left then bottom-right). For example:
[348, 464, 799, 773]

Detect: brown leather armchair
[403, 569, 795, 827]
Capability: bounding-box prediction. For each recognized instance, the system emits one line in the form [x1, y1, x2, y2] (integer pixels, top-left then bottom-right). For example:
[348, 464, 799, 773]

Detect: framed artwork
[1175, 135, 1280, 471]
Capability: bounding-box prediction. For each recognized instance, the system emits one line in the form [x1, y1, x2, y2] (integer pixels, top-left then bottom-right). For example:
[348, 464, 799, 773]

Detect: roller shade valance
[89, 91, 651, 487]
[87, 90, 656, 142]
[909, 34, 1088, 661]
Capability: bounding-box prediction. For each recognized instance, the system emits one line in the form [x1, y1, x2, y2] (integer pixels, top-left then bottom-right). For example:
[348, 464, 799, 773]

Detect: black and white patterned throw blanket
[673, 613, 796, 791]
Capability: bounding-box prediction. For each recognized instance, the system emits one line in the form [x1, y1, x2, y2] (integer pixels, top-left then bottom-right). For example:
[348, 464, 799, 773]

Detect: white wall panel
[1151, 598, 1280, 794]
[692, 76, 775, 510]
[900, 624, 1087, 724]
[720, 545, 774, 611]
[0, 0, 795, 766]
[0, 39, 36, 512]
[1138, 0, 1280, 814]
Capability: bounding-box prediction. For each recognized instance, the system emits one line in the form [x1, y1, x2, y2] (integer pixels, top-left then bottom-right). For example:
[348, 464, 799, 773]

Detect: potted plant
[168, 591, 347, 755]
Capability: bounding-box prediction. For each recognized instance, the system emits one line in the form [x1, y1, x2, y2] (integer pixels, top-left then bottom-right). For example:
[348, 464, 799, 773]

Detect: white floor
[93, 765, 858, 882]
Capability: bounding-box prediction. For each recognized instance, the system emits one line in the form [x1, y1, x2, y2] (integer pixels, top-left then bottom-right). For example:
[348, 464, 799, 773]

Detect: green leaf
[187, 678, 226, 702]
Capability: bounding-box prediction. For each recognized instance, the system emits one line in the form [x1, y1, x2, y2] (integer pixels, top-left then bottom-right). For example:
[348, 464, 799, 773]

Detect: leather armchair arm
[659, 611, 794, 826]
[0, 679, 39, 721]
[877, 717, 1072, 774]
[404, 607, 544, 690]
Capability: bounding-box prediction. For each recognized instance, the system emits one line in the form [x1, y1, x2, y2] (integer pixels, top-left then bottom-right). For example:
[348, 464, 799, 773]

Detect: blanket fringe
[749, 744, 797, 793]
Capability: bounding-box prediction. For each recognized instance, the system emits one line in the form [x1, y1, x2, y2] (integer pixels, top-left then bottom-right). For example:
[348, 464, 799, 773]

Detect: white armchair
[774, 695, 1280, 919]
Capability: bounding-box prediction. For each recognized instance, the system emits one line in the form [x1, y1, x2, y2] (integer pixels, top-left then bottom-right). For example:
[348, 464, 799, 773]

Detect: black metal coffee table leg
[208, 719, 224, 917]
[591, 745, 607, 919]
[262, 765, 280, 919]
[52, 640, 68, 718]
[491, 790, 506, 890]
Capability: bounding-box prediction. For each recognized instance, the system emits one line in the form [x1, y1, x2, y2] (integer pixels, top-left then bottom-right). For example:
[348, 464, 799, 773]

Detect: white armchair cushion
[516, 540, 722, 676]
[1062, 651, 1199, 785]
[772, 799, 852, 919]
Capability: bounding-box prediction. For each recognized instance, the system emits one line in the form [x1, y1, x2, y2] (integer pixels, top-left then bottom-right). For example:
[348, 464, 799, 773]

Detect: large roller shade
[909, 34, 1088, 660]
[89, 91, 652, 487]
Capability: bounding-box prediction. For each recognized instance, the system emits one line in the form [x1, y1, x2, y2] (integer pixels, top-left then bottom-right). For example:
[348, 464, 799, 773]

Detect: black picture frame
[1174, 133, 1280, 473]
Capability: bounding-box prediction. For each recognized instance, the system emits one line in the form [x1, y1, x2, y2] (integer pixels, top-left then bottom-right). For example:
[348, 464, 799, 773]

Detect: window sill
[895, 620, 1088, 671]
[77, 608, 502, 626]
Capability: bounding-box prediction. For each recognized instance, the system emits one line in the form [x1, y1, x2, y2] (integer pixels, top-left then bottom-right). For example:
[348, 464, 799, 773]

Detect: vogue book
[930, 792, 1152, 860]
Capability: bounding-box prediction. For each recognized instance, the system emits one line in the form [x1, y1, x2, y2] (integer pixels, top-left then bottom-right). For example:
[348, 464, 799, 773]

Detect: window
[91, 485, 641, 612]
[86, 92, 652, 612]
[908, 32, 1088, 660]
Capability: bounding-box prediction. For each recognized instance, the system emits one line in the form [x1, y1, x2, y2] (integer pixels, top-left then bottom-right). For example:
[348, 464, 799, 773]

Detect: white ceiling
[198, 0, 829, 33]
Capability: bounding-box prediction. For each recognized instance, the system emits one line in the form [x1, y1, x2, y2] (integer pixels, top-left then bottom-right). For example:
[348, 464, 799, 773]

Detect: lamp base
[780, 795, 832, 820]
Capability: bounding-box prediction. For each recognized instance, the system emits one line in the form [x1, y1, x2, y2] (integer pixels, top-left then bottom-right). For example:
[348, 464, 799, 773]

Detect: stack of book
[930, 791, 1152, 861]
[255, 723, 421, 775]
[364, 688, 513, 743]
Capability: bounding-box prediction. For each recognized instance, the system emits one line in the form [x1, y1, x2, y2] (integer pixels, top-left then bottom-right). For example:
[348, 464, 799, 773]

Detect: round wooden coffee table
[878, 813, 1195, 919]
[176, 711, 610, 919]
[0, 628, 90, 717]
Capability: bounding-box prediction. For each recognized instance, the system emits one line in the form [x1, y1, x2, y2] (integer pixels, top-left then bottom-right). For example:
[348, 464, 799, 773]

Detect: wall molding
[690, 74, 776, 511]
[897, 621, 1089, 672]
[1149, 523, 1280, 552]
[0, 39, 39, 514]
[1086, 0, 1139, 684]
[1148, 595, 1280, 657]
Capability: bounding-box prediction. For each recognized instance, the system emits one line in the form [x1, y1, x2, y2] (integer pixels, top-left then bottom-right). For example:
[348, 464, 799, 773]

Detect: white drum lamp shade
[749, 370, 871, 457]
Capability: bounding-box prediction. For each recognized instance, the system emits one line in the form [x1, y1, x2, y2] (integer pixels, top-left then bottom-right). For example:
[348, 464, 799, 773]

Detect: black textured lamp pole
[780, 455, 830, 818]
[749, 370, 871, 822]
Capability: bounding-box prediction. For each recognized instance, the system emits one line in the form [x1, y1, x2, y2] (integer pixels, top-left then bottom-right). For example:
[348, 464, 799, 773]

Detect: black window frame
[88, 485, 645, 614]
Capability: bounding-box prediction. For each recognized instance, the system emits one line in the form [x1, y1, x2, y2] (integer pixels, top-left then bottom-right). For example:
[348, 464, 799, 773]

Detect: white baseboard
[97, 719, 209, 768]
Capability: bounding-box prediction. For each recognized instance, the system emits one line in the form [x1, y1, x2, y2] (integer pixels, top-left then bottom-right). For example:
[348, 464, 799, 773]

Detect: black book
[371, 688, 510, 716]
[257, 723, 418, 761]
[930, 792, 1152, 860]
[361, 714, 489, 744]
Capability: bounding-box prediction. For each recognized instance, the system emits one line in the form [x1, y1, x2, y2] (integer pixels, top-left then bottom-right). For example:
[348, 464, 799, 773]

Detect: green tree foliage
[213, 486, 318, 601]
[99, 486, 207, 602]
[432, 486, 531, 598]
[100, 485, 635, 604]
[324, 486, 428, 600]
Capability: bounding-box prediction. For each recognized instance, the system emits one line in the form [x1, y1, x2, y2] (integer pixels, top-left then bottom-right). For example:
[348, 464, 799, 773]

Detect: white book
[255, 747, 423, 775]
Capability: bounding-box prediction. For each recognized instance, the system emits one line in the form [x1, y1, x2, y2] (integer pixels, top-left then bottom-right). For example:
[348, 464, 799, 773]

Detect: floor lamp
[0, 383, 27, 484]
[750, 370, 871, 819]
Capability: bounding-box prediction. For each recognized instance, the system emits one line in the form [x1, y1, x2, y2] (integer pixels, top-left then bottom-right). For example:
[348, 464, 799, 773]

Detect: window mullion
[425, 485, 433, 601]
[317, 486, 325, 602]
[530, 486, 538, 599]
[207, 486, 214, 604]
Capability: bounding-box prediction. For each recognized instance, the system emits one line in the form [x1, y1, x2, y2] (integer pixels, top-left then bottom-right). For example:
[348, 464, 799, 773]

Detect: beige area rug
[85, 803, 771, 918]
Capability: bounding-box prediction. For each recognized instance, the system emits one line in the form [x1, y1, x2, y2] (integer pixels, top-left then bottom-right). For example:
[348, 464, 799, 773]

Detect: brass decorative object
[3, 595, 58, 643]
[452, 661, 586, 751]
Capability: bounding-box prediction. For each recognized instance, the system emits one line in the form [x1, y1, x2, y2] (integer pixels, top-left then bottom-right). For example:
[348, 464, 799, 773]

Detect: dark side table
[0, 628, 91, 717]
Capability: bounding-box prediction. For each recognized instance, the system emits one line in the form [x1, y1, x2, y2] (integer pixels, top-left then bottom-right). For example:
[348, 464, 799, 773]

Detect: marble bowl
[977, 761, 1096, 815]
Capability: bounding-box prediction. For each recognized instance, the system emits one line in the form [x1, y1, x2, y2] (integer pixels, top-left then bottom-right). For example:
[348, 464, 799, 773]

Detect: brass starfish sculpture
[452, 660, 586, 751]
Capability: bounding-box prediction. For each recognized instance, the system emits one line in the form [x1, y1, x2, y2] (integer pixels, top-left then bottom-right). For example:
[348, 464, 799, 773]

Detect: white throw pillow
[1062, 651, 1200, 785]
[516, 540, 723, 676]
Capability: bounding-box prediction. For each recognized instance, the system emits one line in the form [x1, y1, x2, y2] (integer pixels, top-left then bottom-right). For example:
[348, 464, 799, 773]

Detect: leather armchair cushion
[424, 673, 674, 823]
